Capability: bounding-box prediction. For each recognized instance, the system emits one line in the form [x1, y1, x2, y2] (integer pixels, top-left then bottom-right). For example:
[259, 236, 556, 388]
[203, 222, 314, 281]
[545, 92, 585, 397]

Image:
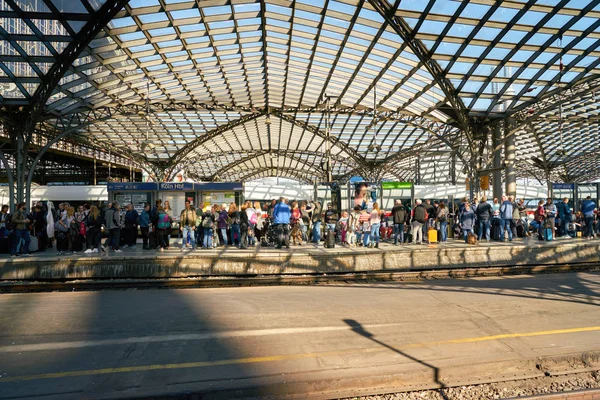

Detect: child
[337, 211, 349, 245]
[347, 205, 361, 247]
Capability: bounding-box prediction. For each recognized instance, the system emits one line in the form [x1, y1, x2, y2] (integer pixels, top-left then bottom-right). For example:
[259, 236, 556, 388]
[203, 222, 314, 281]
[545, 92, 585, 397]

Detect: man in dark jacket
[10, 202, 31, 257]
[475, 196, 492, 242]
[556, 197, 572, 238]
[391, 200, 408, 245]
[411, 199, 426, 245]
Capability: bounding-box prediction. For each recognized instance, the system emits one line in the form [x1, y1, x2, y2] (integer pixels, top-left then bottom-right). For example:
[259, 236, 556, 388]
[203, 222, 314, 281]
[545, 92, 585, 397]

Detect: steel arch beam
[369, 0, 471, 134]
[211, 151, 342, 182]
[272, 110, 365, 166]
[507, 74, 600, 134]
[231, 167, 325, 185]
[29, 0, 130, 122]
[167, 111, 266, 170]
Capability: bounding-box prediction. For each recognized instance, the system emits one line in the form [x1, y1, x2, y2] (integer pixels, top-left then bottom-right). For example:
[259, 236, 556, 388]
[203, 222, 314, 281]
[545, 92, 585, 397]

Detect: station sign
[107, 182, 157, 191]
[552, 183, 575, 190]
[381, 181, 412, 189]
[159, 182, 194, 191]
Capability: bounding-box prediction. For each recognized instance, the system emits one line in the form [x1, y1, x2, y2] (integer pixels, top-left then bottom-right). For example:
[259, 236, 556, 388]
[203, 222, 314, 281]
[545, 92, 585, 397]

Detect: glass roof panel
[2, 0, 600, 182]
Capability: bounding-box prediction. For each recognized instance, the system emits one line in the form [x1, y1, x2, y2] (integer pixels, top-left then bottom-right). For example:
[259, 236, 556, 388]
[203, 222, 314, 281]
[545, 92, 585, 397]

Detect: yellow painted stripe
[1, 325, 599, 383]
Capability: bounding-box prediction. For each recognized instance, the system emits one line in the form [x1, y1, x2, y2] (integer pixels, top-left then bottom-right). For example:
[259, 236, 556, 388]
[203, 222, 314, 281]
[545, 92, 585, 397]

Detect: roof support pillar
[504, 118, 517, 197]
[492, 124, 503, 200]
[1, 119, 31, 212]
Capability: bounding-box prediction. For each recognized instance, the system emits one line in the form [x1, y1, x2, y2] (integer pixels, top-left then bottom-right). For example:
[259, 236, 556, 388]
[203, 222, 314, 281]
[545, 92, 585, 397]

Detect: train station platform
[1, 238, 599, 281]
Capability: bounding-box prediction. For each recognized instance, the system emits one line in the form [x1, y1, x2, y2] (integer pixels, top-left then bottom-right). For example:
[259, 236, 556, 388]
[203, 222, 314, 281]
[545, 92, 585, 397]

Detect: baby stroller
[260, 219, 279, 247]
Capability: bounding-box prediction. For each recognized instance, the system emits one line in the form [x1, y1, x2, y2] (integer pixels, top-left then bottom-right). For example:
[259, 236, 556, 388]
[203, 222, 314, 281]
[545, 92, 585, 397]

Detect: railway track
[1, 261, 598, 293]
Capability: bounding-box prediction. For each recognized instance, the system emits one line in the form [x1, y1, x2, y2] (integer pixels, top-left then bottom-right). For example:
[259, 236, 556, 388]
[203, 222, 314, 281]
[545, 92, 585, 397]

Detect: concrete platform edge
[1, 241, 599, 281]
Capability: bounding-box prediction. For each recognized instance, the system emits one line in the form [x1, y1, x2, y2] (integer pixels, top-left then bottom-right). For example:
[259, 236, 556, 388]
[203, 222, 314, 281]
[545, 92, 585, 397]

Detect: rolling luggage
[324, 229, 336, 248]
[148, 230, 158, 249]
[428, 228, 438, 244]
[543, 228, 553, 241]
[491, 219, 501, 240]
[29, 235, 39, 252]
[404, 233, 413, 243]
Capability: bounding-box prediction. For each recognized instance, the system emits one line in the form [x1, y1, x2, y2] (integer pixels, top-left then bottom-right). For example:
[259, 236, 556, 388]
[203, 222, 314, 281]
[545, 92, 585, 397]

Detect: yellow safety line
[1, 325, 599, 383]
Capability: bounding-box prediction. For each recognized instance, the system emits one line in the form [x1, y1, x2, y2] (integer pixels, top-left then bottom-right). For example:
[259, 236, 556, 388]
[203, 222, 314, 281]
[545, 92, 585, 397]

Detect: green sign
[381, 181, 413, 189]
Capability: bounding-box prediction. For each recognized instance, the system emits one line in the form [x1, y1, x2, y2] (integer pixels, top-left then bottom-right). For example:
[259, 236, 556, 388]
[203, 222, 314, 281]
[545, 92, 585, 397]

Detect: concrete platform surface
[1, 237, 600, 280]
[0, 272, 599, 399]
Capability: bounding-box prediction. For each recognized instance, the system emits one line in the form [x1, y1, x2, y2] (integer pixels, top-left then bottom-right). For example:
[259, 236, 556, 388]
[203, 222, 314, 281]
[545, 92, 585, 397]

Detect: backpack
[413, 206, 426, 224]
[69, 220, 79, 236]
[157, 212, 170, 229]
[202, 214, 214, 229]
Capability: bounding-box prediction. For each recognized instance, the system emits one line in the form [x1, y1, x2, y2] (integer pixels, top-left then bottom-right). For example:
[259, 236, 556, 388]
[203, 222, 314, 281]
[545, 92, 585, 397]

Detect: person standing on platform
[411, 199, 426, 245]
[228, 203, 242, 248]
[85, 205, 103, 253]
[246, 201, 257, 247]
[179, 200, 196, 251]
[139, 204, 151, 250]
[300, 202, 310, 243]
[543, 198, 557, 239]
[437, 202, 449, 243]
[369, 203, 382, 248]
[517, 199, 531, 237]
[310, 201, 323, 244]
[155, 205, 170, 252]
[324, 203, 339, 234]
[10, 202, 31, 258]
[273, 197, 291, 249]
[391, 200, 407, 245]
[202, 206, 216, 249]
[240, 203, 250, 249]
[124, 204, 139, 249]
[475, 196, 492, 242]
[581, 196, 597, 239]
[347, 205, 361, 247]
[460, 203, 476, 243]
[104, 202, 122, 253]
[499, 196, 514, 242]
[218, 204, 229, 246]
[423, 199, 434, 242]
[557, 197, 572, 238]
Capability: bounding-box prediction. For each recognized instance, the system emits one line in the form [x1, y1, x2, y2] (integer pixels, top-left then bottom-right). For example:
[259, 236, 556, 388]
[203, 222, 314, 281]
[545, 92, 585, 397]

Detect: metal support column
[574, 183, 579, 213]
[492, 124, 503, 200]
[504, 118, 516, 197]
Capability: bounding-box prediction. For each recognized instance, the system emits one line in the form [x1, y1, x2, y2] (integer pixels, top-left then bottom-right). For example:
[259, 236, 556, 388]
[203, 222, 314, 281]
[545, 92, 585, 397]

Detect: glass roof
[1, 0, 600, 183]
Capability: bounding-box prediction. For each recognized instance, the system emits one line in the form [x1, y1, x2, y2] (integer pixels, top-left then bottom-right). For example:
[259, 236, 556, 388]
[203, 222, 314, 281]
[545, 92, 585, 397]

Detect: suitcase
[149, 231, 158, 249]
[428, 228, 438, 243]
[404, 233, 413, 243]
[29, 236, 39, 252]
[324, 229, 335, 248]
[491, 220, 501, 240]
[543, 228, 553, 241]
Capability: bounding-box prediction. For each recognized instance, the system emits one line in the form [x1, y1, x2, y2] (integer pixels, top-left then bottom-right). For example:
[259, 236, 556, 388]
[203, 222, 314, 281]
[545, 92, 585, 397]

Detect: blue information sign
[552, 183, 575, 190]
[158, 182, 194, 191]
[107, 182, 157, 191]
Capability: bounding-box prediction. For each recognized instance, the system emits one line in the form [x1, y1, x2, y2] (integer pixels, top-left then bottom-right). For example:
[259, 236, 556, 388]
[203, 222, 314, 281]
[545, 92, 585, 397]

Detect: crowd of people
[1, 195, 599, 257]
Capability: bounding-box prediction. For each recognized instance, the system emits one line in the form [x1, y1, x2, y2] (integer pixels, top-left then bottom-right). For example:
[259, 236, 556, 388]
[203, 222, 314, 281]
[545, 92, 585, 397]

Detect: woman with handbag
[85, 206, 102, 254]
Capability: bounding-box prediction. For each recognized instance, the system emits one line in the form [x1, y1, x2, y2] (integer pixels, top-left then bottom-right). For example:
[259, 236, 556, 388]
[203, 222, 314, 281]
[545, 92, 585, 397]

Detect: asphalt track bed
[1, 271, 600, 399]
